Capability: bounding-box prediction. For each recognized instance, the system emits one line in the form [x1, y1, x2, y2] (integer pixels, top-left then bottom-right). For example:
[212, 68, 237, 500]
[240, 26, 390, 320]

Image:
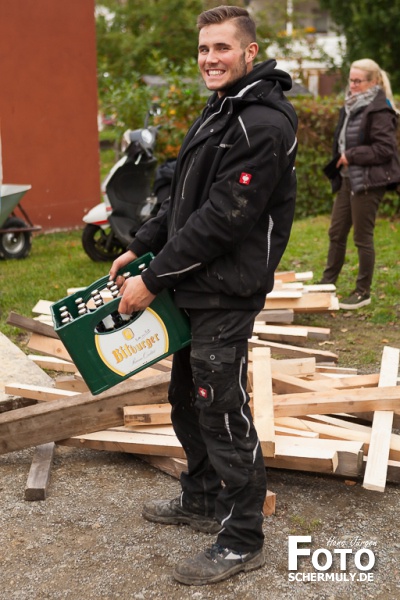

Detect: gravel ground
[0, 334, 399, 599]
[1, 444, 399, 600]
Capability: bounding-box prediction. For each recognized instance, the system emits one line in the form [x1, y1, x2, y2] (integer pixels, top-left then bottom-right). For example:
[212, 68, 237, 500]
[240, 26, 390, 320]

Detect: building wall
[0, 0, 100, 230]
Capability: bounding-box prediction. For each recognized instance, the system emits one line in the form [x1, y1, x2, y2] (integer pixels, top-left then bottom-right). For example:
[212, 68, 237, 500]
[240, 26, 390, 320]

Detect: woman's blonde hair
[351, 58, 397, 110]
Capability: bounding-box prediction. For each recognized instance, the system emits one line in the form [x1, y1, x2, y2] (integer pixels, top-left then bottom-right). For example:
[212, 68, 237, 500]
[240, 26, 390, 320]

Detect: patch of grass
[0, 231, 106, 345]
[289, 515, 322, 535]
[100, 147, 118, 180]
[280, 215, 400, 325]
[0, 216, 399, 372]
[98, 127, 118, 143]
[279, 215, 400, 371]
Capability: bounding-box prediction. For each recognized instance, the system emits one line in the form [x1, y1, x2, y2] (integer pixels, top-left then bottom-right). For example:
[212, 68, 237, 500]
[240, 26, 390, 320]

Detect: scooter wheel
[82, 223, 125, 262]
[0, 217, 32, 259]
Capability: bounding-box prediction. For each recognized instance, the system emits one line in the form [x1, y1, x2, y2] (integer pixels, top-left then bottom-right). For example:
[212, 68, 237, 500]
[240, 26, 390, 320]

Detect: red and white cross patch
[198, 387, 208, 399]
[239, 172, 252, 185]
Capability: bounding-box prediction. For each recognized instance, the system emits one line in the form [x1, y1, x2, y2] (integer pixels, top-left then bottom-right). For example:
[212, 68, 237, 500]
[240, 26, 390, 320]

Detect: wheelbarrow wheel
[0, 217, 32, 259]
[82, 223, 125, 262]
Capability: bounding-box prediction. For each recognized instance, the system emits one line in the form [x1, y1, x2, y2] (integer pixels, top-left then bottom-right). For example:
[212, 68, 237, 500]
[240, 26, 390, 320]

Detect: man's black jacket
[129, 59, 298, 311]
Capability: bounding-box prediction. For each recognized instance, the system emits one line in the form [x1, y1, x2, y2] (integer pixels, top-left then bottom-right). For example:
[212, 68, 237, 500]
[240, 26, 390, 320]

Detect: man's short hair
[197, 5, 256, 46]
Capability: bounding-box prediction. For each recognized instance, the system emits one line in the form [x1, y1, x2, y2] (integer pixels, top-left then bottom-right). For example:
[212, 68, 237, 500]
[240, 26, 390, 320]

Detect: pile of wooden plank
[1, 272, 400, 510]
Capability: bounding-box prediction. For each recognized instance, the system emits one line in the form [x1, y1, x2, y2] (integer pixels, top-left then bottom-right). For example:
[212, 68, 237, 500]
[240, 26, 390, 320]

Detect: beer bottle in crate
[51, 253, 192, 395]
[59, 305, 73, 324]
[91, 290, 115, 332]
[107, 280, 130, 327]
[75, 297, 89, 317]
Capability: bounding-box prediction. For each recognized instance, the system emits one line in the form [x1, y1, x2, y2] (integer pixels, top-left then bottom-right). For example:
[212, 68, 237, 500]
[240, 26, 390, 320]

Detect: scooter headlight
[141, 129, 154, 145]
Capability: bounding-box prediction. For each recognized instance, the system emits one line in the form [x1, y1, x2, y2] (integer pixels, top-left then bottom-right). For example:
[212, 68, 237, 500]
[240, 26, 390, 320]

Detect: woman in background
[320, 58, 400, 309]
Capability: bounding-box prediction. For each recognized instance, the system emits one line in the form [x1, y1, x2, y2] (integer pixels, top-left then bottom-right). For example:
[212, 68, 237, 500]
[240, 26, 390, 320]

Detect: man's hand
[109, 250, 137, 283]
[118, 275, 156, 314]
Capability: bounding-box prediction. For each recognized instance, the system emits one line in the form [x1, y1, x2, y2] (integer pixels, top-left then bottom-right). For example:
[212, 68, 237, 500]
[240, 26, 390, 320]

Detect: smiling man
[198, 17, 257, 94]
[110, 5, 298, 586]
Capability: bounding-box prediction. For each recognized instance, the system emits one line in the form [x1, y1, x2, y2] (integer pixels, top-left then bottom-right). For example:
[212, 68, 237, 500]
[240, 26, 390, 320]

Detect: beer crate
[51, 253, 191, 395]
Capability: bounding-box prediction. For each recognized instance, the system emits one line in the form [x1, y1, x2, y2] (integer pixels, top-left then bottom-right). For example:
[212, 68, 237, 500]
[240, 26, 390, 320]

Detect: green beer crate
[51, 253, 191, 395]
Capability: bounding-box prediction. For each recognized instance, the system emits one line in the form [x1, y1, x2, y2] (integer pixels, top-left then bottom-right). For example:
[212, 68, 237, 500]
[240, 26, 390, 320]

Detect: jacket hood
[205, 59, 297, 131]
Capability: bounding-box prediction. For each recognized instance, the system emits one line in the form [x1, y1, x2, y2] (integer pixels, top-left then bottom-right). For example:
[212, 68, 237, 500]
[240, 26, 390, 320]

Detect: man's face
[198, 21, 258, 97]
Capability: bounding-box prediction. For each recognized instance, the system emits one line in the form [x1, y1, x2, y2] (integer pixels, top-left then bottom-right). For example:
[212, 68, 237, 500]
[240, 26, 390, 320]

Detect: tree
[96, 0, 285, 84]
[320, 0, 400, 92]
[95, 1, 326, 137]
[96, 0, 204, 82]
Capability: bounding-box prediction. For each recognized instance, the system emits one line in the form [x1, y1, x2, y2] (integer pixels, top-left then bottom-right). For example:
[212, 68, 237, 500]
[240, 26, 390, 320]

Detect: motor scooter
[0, 184, 41, 259]
[82, 105, 174, 262]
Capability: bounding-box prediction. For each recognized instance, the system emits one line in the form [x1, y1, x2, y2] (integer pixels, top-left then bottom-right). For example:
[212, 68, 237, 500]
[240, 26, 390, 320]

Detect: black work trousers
[168, 308, 266, 553]
[322, 177, 385, 294]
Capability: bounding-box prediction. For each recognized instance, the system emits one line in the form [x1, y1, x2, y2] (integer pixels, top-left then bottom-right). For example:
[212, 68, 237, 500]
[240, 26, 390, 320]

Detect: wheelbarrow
[0, 184, 42, 259]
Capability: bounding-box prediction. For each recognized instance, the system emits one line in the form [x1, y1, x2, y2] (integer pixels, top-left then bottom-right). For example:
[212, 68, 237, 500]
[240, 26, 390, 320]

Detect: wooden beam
[28, 355, 79, 373]
[256, 309, 294, 324]
[294, 325, 331, 341]
[270, 373, 378, 395]
[363, 346, 400, 492]
[345, 411, 400, 430]
[273, 386, 400, 418]
[253, 324, 308, 345]
[266, 290, 302, 299]
[265, 436, 363, 477]
[263, 490, 276, 516]
[272, 357, 316, 377]
[252, 347, 275, 457]
[254, 322, 330, 342]
[54, 376, 89, 394]
[61, 427, 185, 458]
[4, 383, 78, 402]
[27, 333, 72, 361]
[308, 373, 380, 390]
[61, 425, 340, 474]
[24, 442, 55, 501]
[264, 437, 338, 473]
[31, 299, 53, 316]
[303, 414, 400, 462]
[274, 271, 313, 283]
[302, 284, 336, 293]
[271, 372, 331, 394]
[7, 311, 58, 339]
[275, 425, 319, 439]
[0, 372, 170, 455]
[124, 403, 171, 426]
[264, 292, 338, 312]
[249, 337, 338, 363]
[316, 365, 358, 375]
[274, 271, 297, 283]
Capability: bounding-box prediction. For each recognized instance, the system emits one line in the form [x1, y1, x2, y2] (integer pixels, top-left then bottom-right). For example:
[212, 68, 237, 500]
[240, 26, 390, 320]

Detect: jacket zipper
[181, 150, 199, 200]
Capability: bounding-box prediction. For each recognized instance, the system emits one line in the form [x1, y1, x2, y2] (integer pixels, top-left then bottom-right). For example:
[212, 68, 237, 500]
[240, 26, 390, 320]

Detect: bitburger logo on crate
[95, 309, 168, 376]
[288, 535, 376, 582]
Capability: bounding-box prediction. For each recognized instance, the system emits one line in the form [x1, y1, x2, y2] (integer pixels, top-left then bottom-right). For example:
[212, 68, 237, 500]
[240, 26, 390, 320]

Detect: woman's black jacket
[330, 89, 400, 194]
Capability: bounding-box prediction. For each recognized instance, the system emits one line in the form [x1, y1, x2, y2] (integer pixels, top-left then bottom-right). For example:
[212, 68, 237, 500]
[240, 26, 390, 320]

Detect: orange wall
[0, 0, 100, 230]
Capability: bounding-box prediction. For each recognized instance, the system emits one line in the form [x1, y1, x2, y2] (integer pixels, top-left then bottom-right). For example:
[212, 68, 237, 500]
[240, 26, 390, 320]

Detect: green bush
[99, 77, 400, 220]
[292, 97, 400, 219]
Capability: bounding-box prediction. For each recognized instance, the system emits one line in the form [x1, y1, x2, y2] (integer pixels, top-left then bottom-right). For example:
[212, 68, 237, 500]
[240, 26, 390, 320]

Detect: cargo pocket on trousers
[191, 346, 242, 412]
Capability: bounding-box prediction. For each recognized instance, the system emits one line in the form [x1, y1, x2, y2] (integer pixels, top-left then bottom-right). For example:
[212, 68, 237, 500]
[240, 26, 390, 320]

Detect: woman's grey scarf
[338, 85, 380, 156]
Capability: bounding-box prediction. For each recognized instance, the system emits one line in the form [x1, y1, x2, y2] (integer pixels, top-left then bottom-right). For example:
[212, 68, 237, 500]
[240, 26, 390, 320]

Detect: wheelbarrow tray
[0, 184, 41, 233]
[0, 184, 32, 227]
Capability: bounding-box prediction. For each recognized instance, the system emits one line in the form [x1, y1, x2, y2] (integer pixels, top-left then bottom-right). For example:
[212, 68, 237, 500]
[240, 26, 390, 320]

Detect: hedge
[102, 81, 400, 219]
[291, 97, 400, 219]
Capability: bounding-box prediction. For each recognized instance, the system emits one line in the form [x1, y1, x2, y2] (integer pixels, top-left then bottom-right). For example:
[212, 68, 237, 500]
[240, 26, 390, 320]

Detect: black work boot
[173, 543, 265, 585]
[142, 497, 221, 534]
